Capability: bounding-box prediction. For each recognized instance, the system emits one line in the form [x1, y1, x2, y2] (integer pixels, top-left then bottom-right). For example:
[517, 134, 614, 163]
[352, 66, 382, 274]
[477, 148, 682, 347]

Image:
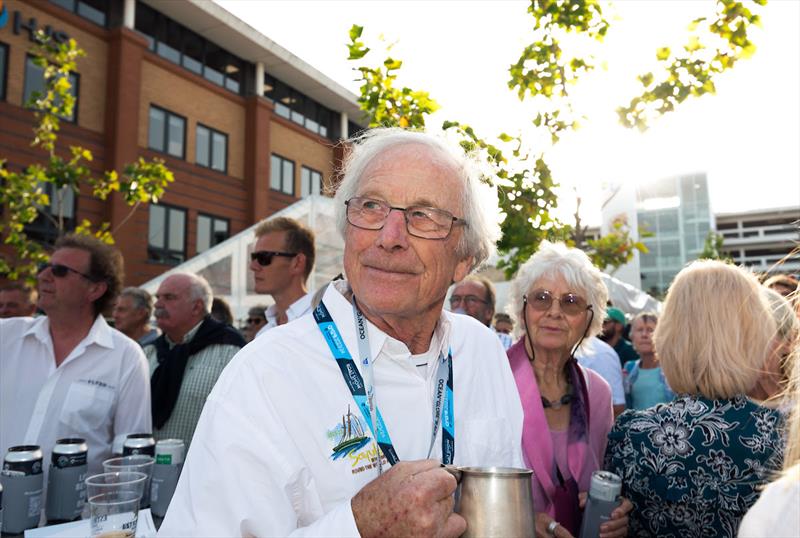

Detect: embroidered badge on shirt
[326, 405, 387, 474]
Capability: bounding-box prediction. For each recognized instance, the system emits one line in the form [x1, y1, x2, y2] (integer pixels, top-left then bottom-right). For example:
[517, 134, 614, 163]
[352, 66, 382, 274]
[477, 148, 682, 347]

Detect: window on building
[195, 124, 227, 173]
[263, 74, 338, 139]
[0, 43, 7, 101]
[196, 214, 230, 253]
[148, 106, 185, 159]
[270, 155, 295, 196]
[0, 43, 8, 103]
[50, 0, 108, 27]
[301, 167, 322, 198]
[23, 55, 79, 122]
[24, 184, 76, 245]
[148, 204, 186, 264]
[135, 2, 245, 95]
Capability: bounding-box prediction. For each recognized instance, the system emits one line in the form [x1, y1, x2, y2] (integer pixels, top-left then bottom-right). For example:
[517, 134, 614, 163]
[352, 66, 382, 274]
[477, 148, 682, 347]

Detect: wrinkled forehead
[358, 143, 463, 193]
[158, 275, 192, 297]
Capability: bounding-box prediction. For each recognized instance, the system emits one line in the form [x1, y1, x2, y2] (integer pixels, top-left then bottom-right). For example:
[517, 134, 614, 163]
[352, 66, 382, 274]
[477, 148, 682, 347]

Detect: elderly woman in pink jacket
[506, 242, 631, 538]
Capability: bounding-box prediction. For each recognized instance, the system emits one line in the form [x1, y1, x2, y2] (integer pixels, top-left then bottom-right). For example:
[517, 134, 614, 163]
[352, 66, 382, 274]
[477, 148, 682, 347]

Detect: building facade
[0, 0, 365, 284]
[717, 207, 800, 275]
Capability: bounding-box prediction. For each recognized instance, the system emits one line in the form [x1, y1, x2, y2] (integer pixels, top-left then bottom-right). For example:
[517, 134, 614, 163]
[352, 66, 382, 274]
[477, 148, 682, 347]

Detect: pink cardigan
[507, 339, 613, 517]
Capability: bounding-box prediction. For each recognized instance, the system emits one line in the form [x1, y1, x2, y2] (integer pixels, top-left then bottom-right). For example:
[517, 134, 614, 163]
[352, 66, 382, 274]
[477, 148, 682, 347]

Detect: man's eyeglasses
[38, 262, 96, 281]
[345, 197, 467, 240]
[524, 289, 589, 316]
[449, 294, 488, 307]
[250, 251, 297, 267]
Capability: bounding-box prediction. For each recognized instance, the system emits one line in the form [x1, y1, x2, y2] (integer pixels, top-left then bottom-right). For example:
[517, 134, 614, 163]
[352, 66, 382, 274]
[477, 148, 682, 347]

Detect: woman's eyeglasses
[37, 262, 96, 281]
[524, 289, 589, 316]
[250, 251, 297, 267]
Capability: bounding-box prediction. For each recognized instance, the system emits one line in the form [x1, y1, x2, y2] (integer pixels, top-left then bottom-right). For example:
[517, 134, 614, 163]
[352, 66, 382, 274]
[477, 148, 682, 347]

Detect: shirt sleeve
[114, 342, 152, 440]
[157, 354, 361, 537]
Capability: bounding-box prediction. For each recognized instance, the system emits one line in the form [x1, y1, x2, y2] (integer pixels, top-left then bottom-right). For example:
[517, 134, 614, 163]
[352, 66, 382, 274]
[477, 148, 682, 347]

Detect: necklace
[541, 384, 573, 410]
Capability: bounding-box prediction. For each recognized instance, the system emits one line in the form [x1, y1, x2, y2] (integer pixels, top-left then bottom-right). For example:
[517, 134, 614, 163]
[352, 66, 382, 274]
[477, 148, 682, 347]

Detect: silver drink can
[579, 471, 622, 538]
[150, 439, 185, 518]
[46, 438, 88, 523]
[123, 433, 156, 457]
[0, 445, 44, 534]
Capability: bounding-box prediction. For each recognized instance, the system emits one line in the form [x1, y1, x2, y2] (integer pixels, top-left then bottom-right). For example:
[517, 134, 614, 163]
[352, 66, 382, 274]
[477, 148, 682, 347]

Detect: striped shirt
[145, 321, 240, 448]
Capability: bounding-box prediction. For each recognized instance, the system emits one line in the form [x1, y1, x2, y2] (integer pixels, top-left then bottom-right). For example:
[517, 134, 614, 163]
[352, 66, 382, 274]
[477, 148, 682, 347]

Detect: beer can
[46, 438, 88, 523]
[1, 445, 44, 534]
[150, 439, 185, 518]
[123, 433, 156, 457]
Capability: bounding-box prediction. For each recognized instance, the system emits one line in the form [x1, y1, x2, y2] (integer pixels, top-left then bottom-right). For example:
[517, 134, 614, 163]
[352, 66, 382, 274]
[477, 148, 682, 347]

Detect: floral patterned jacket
[605, 394, 784, 538]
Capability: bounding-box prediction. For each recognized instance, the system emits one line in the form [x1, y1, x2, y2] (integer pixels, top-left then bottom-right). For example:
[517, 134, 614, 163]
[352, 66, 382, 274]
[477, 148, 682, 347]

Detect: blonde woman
[738, 341, 800, 537]
[605, 261, 785, 537]
[748, 287, 799, 409]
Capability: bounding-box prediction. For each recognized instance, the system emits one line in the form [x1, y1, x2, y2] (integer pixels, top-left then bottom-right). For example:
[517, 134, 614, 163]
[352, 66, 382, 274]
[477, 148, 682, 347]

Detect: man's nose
[375, 209, 409, 248]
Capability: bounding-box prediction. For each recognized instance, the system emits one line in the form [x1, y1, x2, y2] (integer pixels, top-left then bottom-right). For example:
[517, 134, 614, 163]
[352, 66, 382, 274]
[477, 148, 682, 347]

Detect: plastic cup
[103, 455, 155, 508]
[85, 471, 147, 538]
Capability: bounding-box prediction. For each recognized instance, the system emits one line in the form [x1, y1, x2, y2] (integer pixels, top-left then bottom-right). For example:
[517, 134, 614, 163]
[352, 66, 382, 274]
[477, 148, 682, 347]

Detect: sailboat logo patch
[327, 405, 371, 460]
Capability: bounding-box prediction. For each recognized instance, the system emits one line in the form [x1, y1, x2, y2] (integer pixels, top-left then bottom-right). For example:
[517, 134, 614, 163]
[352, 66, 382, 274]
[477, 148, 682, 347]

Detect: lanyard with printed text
[313, 300, 454, 474]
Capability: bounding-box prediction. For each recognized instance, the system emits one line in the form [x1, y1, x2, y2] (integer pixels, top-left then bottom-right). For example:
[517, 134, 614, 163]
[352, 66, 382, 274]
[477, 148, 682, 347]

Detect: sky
[217, 0, 800, 226]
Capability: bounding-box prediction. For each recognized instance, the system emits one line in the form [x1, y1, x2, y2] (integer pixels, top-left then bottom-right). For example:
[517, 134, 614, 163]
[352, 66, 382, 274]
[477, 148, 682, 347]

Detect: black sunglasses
[38, 262, 96, 281]
[246, 317, 265, 325]
[250, 250, 297, 267]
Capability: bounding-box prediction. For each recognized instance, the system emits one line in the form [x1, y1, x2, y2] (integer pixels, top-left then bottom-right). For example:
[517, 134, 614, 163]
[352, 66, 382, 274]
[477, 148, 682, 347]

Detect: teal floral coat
[605, 394, 784, 537]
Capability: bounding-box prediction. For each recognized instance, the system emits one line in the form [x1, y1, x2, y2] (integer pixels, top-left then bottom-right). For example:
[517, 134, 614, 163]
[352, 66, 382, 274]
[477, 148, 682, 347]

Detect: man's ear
[292, 253, 307, 277]
[86, 280, 108, 305]
[451, 256, 474, 285]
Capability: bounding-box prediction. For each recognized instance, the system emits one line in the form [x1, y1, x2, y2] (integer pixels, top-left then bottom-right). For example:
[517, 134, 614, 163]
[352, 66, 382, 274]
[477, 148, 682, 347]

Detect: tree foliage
[618, 0, 766, 131]
[585, 217, 650, 273]
[0, 32, 174, 282]
[699, 230, 732, 261]
[347, 25, 439, 129]
[345, 0, 765, 278]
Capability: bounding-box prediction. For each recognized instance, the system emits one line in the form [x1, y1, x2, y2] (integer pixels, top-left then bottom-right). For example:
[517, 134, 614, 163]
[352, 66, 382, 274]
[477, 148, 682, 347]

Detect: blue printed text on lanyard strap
[312, 299, 454, 471]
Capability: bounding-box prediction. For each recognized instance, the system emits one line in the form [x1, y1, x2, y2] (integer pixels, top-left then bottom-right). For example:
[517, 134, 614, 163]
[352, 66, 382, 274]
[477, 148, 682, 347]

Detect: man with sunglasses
[0, 234, 151, 487]
[249, 216, 316, 337]
[161, 129, 525, 537]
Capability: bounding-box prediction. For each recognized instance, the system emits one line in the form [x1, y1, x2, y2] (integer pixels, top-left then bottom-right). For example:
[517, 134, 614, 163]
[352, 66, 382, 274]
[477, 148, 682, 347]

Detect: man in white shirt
[160, 129, 525, 537]
[0, 234, 151, 480]
[250, 216, 315, 336]
[575, 336, 626, 416]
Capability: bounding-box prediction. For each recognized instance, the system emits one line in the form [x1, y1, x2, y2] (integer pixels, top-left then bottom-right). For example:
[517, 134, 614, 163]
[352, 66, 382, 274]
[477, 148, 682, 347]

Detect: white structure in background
[140, 196, 343, 323]
[601, 172, 713, 296]
[717, 206, 800, 275]
[599, 182, 641, 289]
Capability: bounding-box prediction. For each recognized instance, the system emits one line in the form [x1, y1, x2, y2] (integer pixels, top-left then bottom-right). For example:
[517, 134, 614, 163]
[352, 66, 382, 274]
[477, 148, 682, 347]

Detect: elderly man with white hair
[159, 128, 525, 537]
[144, 272, 245, 449]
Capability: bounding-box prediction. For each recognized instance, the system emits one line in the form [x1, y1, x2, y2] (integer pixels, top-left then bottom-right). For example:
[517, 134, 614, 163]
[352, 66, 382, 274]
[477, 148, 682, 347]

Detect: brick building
[0, 0, 364, 285]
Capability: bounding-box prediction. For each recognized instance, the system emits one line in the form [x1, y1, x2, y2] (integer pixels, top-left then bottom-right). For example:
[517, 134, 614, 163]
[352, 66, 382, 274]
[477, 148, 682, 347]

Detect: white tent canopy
[140, 195, 343, 323]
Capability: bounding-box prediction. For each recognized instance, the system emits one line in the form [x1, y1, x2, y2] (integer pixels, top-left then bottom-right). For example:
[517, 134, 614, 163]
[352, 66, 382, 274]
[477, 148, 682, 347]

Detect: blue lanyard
[313, 300, 454, 473]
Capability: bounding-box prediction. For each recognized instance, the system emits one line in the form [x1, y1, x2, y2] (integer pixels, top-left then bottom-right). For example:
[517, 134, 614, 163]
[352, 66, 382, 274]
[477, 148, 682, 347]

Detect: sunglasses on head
[250, 251, 297, 267]
[524, 289, 589, 316]
[37, 262, 95, 281]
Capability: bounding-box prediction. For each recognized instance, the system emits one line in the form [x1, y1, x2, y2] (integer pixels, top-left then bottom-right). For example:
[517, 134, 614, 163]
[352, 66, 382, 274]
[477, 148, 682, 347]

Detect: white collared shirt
[0, 316, 152, 479]
[159, 281, 524, 537]
[575, 337, 625, 406]
[256, 291, 314, 337]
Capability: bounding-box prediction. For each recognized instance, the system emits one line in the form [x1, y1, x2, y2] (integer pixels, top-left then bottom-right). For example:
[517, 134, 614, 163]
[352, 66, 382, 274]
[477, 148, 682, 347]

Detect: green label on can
[156, 454, 172, 464]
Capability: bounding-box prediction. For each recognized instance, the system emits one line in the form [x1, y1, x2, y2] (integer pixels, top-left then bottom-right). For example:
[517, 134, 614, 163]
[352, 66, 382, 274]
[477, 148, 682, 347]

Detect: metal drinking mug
[444, 465, 536, 538]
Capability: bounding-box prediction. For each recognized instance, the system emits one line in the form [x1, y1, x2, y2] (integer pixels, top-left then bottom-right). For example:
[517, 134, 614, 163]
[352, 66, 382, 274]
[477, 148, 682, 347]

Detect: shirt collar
[165, 318, 205, 347]
[265, 292, 312, 324]
[25, 314, 115, 350]
[326, 280, 452, 366]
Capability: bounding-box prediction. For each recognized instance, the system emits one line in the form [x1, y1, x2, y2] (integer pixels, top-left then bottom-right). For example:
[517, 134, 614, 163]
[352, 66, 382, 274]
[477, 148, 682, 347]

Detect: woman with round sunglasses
[506, 241, 631, 538]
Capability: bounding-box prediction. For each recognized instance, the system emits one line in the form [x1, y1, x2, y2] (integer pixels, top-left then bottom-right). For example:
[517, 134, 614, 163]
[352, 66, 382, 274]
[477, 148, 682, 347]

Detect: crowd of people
[0, 127, 798, 537]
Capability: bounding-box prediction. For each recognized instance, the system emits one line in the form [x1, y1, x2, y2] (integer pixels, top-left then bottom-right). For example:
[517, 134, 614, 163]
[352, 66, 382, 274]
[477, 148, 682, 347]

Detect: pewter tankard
[446, 466, 535, 538]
